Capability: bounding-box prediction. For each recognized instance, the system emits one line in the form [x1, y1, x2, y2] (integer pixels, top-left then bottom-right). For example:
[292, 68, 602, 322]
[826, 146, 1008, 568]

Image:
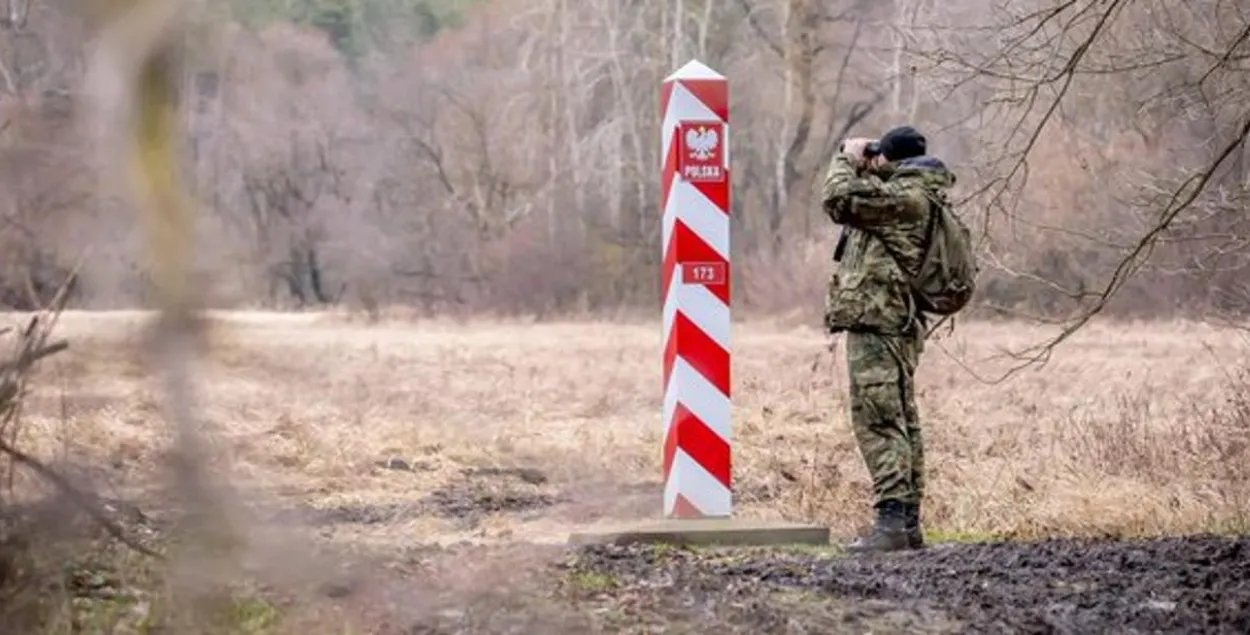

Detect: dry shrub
[1054, 372, 1250, 533]
[0, 304, 106, 632]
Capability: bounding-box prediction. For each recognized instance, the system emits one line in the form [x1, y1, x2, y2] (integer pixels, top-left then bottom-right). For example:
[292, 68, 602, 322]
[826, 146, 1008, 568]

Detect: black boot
[845, 500, 910, 554]
[905, 501, 925, 549]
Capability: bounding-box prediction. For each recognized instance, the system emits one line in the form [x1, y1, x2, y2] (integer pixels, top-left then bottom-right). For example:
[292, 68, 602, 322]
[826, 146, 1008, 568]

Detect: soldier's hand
[840, 137, 875, 168]
[840, 138, 874, 159]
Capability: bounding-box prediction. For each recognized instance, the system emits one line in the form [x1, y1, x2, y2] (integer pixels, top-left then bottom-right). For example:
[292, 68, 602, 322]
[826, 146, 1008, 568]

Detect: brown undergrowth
[1, 310, 1249, 632]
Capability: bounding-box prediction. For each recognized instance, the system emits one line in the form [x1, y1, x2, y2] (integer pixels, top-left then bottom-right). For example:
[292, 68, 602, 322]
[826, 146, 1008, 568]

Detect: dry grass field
[4, 310, 1250, 633]
[24, 310, 1250, 538]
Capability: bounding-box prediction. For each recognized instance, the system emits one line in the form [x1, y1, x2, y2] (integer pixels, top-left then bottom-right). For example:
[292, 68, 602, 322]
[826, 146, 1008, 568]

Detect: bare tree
[909, 0, 1250, 375]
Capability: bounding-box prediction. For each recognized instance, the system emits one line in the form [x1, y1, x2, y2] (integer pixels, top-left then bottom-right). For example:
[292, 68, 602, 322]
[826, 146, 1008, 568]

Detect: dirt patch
[293, 467, 562, 529]
[567, 534, 1250, 634]
[414, 466, 562, 528]
[299, 501, 421, 526]
[421, 486, 557, 522]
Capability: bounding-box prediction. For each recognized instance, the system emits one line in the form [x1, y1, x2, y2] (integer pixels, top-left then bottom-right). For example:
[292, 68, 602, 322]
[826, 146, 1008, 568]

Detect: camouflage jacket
[820, 153, 957, 334]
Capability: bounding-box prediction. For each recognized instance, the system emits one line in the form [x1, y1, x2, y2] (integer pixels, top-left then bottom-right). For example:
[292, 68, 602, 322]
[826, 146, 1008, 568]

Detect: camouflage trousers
[845, 328, 924, 506]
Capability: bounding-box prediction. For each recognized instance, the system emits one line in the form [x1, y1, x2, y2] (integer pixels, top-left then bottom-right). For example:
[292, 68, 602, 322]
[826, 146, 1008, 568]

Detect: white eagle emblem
[685, 125, 719, 161]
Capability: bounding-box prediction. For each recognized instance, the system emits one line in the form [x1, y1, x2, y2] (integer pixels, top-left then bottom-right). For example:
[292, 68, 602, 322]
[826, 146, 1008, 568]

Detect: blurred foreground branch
[85, 0, 240, 564]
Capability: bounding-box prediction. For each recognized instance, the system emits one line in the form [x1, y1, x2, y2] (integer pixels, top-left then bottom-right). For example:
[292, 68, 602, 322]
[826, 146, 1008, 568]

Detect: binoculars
[840, 140, 882, 158]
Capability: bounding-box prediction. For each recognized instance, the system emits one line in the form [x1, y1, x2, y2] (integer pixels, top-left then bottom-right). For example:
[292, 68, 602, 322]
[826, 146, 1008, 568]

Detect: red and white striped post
[660, 60, 732, 519]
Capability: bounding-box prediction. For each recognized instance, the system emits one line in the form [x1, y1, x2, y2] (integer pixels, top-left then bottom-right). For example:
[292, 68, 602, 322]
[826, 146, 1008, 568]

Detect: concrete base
[567, 518, 830, 547]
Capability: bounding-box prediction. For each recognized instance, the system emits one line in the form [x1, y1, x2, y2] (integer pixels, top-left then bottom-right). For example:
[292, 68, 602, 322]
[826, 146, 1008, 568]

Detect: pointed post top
[665, 59, 724, 82]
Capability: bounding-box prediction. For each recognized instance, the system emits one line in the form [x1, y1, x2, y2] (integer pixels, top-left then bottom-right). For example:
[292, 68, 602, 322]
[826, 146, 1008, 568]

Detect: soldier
[820, 125, 957, 552]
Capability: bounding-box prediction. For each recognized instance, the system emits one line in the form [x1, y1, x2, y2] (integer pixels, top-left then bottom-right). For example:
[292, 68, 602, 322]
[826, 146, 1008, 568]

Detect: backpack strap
[913, 187, 945, 278]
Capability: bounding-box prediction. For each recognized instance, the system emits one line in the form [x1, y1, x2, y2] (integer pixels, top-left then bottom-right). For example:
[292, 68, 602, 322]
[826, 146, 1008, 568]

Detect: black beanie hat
[875, 125, 927, 161]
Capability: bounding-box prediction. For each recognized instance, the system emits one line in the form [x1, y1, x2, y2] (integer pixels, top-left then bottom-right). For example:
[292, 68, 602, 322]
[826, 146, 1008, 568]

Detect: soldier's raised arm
[820, 153, 922, 230]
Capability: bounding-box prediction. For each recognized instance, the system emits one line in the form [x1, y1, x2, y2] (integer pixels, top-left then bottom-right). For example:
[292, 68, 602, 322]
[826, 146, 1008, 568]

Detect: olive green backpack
[910, 189, 978, 316]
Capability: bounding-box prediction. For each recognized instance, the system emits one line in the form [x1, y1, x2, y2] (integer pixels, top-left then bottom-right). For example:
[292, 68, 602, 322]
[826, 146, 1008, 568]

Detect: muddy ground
[381, 532, 1250, 634]
[296, 467, 1250, 635]
[8, 466, 1250, 634]
[562, 534, 1250, 634]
